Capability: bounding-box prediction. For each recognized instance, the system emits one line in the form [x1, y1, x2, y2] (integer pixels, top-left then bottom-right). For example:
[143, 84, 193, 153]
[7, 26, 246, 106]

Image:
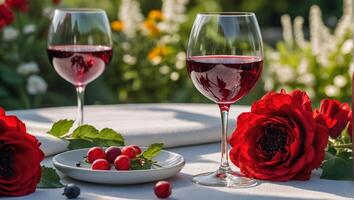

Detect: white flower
[176, 51, 186, 61]
[297, 58, 309, 74]
[175, 60, 185, 70]
[123, 54, 137, 65]
[349, 62, 354, 76]
[119, 0, 143, 37]
[121, 42, 131, 50]
[170, 71, 180, 81]
[294, 16, 307, 49]
[275, 65, 295, 83]
[341, 39, 353, 54]
[324, 85, 340, 97]
[298, 73, 315, 86]
[159, 0, 188, 34]
[3, 27, 19, 41]
[264, 77, 274, 91]
[26, 75, 48, 95]
[159, 65, 170, 75]
[42, 7, 54, 18]
[23, 24, 36, 34]
[281, 15, 293, 48]
[17, 62, 39, 75]
[333, 75, 348, 88]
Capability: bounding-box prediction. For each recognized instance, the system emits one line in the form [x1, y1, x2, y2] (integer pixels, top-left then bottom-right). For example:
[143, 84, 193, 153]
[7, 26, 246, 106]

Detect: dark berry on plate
[75, 162, 81, 167]
[105, 146, 122, 163]
[154, 181, 172, 199]
[114, 155, 131, 170]
[63, 184, 80, 199]
[121, 146, 137, 159]
[87, 147, 105, 163]
[130, 144, 142, 155]
[91, 159, 110, 170]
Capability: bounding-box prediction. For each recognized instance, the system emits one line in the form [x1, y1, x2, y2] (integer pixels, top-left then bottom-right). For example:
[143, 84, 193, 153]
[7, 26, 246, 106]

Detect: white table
[8, 104, 354, 200]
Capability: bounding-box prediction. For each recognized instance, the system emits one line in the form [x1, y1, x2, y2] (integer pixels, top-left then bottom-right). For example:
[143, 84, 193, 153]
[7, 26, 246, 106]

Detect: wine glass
[47, 9, 113, 125]
[186, 12, 263, 187]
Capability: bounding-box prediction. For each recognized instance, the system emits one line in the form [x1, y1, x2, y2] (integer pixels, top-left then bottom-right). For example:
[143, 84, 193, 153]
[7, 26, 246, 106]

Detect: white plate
[53, 148, 185, 184]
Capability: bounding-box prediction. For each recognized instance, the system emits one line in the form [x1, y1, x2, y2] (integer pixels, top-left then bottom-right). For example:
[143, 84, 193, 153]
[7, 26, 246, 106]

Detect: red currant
[130, 144, 142, 155]
[121, 146, 137, 159]
[154, 181, 172, 199]
[114, 155, 131, 170]
[105, 146, 122, 164]
[87, 147, 105, 163]
[91, 159, 110, 170]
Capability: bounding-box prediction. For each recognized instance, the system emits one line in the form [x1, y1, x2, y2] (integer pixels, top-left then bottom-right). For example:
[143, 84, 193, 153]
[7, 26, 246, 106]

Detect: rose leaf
[67, 139, 96, 150]
[321, 156, 353, 180]
[142, 143, 164, 160]
[47, 119, 74, 137]
[72, 125, 99, 139]
[37, 166, 64, 188]
[96, 128, 125, 146]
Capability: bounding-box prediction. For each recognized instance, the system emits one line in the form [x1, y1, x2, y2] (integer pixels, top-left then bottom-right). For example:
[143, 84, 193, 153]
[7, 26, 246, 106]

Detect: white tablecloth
[7, 104, 354, 200]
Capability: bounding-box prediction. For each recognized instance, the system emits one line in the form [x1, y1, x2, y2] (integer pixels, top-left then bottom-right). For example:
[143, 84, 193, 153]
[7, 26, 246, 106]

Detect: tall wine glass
[186, 12, 263, 187]
[47, 9, 113, 125]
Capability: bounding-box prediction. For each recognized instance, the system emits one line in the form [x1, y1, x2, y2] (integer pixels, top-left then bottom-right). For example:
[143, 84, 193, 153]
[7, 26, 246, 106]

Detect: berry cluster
[86, 145, 142, 171]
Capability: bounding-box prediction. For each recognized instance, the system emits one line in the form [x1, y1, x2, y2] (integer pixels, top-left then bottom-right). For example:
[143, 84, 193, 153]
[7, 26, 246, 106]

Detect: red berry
[130, 144, 142, 155]
[121, 146, 137, 159]
[91, 159, 110, 170]
[105, 146, 122, 163]
[114, 155, 131, 170]
[87, 147, 105, 163]
[154, 181, 172, 199]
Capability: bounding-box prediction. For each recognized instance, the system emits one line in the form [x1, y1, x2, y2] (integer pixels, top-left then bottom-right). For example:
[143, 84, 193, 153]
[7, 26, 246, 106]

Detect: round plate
[53, 148, 185, 184]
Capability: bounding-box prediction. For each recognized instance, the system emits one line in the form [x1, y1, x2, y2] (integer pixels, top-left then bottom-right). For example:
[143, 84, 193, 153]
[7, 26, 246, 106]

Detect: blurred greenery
[0, 0, 350, 110]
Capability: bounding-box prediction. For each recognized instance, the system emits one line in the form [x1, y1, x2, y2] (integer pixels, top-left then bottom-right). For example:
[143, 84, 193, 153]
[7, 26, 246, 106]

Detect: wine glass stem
[219, 105, 231, 173]
[76, 86, 85, 126]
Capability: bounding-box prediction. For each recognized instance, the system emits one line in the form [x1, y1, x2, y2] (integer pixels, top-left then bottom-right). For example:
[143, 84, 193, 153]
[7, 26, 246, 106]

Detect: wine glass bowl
[47, 9, 113, 125]
[186, 12, 263, 187]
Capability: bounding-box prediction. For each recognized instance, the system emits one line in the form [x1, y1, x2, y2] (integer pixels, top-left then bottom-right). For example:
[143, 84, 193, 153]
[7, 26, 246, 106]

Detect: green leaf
[37, 166, 64, 188]
[131, 158, 153, 170]
[72, 125, 99, 139]
[67, 139, 96, 150]
[321, 156, 353, 180]
[97, 128, 125, 145]
[71, 126, 124, 147]
[142, 143, 164, 160]
[47, 119, 74, 137]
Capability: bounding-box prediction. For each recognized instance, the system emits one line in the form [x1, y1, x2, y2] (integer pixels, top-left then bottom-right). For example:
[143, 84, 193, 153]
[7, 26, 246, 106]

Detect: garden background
[0, 0, 351, 110]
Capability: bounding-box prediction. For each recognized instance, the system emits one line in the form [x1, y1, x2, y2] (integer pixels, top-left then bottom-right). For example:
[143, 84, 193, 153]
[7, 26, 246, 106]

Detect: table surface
[8, 104, 354, 200]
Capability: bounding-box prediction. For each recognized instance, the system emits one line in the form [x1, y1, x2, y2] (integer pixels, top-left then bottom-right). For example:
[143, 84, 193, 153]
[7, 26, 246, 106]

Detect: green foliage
[131, 143, 164, 170]
[48, 119, 74, 137]
[48, 119, 125, 149]
[37, 166, 64, 188]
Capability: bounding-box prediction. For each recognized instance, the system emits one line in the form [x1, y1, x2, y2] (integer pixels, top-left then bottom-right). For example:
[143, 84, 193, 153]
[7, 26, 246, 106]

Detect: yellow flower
[148, 10, 164, 21]
[111, 21, 124, 32]
[148, 45, 171, 62]
[143, 20, 160, 37]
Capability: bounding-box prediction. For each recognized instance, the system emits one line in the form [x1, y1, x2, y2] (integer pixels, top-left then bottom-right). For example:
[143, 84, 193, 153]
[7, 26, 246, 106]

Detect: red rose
[229, 90, 329, 181]
[318, 99, 350, 139]
[0, 107, 44, 197]
[0, 4, 14, 30]
[5, 0, 28, 12]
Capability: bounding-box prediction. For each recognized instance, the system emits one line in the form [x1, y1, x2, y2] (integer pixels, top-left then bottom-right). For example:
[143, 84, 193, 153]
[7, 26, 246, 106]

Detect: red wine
[47, 45, 112, 86]
[187, 55, 263, 104]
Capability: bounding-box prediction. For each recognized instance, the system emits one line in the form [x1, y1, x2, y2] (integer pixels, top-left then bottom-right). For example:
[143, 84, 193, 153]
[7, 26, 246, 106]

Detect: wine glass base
[192, 170, 257, 188]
